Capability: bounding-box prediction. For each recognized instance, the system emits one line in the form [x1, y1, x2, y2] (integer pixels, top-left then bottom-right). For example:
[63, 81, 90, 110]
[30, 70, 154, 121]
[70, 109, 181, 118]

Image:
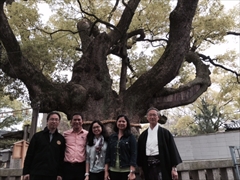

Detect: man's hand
[138, 167, 144, 179]
[23, 174, 30, 180]
[56, 176, 62, 180]
[84, 175, 89, 180]
[128, 172, 136, 180]
[171, 169, 178, 180]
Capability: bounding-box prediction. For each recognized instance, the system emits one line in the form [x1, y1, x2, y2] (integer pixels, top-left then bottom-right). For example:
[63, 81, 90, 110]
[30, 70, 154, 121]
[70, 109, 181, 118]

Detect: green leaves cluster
[0, 96, 31, 130]
[3, 0, 239, 90]
[193, 98, 226, 134]
[0, 139, 18, 149]
[168, 83, 239, 136]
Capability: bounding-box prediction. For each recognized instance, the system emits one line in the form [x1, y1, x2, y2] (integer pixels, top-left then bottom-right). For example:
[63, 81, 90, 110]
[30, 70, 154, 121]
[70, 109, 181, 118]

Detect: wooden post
[21, 140, 27, 168]
[41, 113, 48, 130]
[29, 102, 40, 141]
[23, 124, 30, 140]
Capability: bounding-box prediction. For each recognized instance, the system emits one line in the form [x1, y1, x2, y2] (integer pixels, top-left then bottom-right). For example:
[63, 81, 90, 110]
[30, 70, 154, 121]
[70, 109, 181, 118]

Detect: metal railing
[229, 146, 240, 180]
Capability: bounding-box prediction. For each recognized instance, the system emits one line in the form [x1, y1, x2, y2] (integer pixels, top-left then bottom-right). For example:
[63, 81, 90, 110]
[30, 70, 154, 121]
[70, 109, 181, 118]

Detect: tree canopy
[0, 0, 239, 122]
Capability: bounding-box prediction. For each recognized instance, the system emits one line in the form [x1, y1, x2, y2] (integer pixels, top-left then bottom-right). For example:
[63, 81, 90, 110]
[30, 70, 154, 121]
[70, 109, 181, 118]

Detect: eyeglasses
[92, 126, 101, 129]
[73, 119, 82, 121]
[147, 114, 158, 117]
[48, 118, 60, 121]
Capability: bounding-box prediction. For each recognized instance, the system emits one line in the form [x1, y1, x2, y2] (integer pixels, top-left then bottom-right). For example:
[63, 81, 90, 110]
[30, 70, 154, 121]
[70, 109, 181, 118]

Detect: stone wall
[174, 130, 240, 161]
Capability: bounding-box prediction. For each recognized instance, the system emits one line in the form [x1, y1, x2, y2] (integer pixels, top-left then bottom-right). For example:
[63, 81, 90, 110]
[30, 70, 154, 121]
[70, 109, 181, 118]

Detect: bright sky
[38, 0, 240, 67]
[203, 0, 240, 66]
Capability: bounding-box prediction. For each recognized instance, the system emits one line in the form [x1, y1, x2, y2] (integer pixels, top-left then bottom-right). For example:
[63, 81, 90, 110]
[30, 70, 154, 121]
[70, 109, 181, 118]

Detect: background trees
[0, 95, 31, 130]
[167, 80, 239, 136]
[0, 0, 239, 125]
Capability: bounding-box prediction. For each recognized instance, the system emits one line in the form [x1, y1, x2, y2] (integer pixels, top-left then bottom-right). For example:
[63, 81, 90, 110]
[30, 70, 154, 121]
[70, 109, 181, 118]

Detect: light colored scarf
[93, 135, 104, 165]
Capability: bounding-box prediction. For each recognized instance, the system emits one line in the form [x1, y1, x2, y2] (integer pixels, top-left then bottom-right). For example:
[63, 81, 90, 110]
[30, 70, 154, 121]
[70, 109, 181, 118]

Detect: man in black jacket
[137, 107, 182, 180]
[23, 111, 66, 180]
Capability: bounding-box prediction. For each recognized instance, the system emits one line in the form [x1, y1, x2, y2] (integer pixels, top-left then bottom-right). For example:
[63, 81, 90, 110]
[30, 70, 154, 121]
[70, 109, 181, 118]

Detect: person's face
[71, 115, 83, 130]
[92, 122, 102, 137]
[47, 114, 60, 130]
[117, 117, 127, 130]
[147, 110, 159, 126]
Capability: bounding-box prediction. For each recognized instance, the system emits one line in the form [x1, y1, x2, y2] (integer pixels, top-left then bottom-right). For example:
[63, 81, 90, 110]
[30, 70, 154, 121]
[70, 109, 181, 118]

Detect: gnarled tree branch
[151, 52, 211, 110]
[199, 53, 240, 83]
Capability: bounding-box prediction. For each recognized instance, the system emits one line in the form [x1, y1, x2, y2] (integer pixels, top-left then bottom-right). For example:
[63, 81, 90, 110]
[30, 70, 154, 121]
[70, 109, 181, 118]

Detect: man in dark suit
[23, 111, 66, 180]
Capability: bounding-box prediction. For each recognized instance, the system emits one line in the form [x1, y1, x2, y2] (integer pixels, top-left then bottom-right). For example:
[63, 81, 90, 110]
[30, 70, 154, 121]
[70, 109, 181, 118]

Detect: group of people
[22, 107, 182, 180]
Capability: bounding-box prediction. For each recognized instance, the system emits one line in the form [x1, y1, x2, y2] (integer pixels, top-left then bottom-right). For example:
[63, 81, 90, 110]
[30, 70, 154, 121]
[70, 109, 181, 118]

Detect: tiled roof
[224, 120, 240, 131]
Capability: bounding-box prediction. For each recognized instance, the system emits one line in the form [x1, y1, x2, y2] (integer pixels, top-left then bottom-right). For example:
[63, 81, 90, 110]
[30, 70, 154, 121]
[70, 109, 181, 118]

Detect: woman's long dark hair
[87, 120, 108, 146]
[113, 115, 131, 137]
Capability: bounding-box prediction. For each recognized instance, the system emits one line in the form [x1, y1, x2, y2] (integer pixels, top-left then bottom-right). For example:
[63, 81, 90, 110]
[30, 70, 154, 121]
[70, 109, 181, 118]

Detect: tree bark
[0, 0, 211, 122]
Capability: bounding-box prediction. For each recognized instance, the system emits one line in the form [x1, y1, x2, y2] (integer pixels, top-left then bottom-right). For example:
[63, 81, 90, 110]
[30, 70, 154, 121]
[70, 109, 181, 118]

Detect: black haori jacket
[137, 125, 182, 180]
[23, 127, 66, 177]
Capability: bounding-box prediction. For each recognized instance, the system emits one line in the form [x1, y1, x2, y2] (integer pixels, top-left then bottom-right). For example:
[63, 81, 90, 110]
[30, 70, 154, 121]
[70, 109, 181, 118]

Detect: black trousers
[29, 175, 57, 180]
[109, 171, 129, 180]
[89, 171, 104, 180]
[62, 161, 85, 180]
[147, 155, 162, 180]
[148, 165, 162, 180]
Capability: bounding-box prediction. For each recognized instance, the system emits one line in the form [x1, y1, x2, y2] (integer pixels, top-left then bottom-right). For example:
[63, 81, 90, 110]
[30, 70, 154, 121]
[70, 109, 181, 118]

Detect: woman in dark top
[104, 115, 137, 180]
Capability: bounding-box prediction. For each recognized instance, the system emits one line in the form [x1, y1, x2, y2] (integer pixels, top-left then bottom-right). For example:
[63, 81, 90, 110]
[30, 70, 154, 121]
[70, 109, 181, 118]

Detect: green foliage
[192, 98, 224, 134]
[192, 0, 234, 50]
[0, 116, 23, 130]
[131, 0, 171, 35]
[167, 67, 240, 136]
[173, 116, 198, 136]
[0, 96, 31, 130]
[6, 1, 78, 80]
[0, 139, 17, 149]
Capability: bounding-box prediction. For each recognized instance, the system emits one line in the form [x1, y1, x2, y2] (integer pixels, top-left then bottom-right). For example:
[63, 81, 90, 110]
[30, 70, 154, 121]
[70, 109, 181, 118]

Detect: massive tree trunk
[0, 0, 210, 122]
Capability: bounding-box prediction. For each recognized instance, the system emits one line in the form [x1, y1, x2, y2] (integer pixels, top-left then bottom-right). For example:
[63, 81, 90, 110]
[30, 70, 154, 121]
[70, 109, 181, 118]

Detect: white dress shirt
[146, 124, 159, 156]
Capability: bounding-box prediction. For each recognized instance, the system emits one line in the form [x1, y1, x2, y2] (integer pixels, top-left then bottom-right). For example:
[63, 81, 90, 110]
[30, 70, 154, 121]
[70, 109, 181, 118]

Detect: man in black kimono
[137, 107, 182, 180]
